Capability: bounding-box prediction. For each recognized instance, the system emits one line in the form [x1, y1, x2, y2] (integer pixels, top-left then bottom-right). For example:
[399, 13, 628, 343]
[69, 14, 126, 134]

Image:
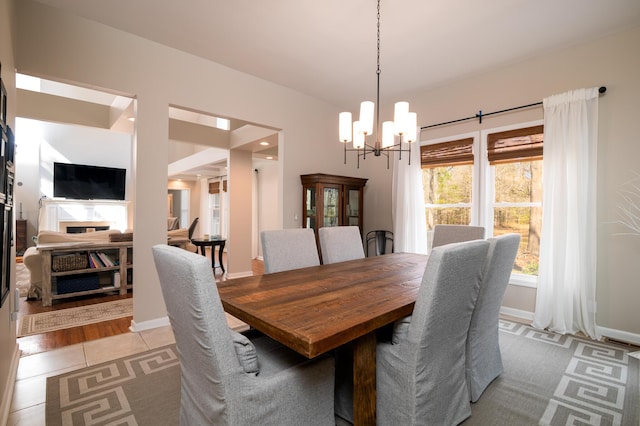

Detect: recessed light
[266, 156, 273, 160]
[127, 117, 135, 122]
[259, 141, 269, 146]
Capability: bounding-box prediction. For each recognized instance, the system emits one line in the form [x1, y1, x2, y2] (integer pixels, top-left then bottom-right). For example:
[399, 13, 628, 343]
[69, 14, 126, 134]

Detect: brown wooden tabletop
[217, 252, 428, 425]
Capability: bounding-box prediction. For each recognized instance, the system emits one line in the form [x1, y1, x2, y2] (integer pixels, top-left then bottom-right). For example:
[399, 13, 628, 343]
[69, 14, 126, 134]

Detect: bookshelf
[37, 241, 133, 306]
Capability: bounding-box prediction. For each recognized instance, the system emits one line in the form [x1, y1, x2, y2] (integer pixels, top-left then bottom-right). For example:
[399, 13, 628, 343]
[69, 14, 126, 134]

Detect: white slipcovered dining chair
[318, 226, 365, 264]
[152, 244, 335, 425]
[466, 233, 521, 402]
[431, 224, 485, 249]
[335, 239, 490, 425]
[261, 228, 321, 273]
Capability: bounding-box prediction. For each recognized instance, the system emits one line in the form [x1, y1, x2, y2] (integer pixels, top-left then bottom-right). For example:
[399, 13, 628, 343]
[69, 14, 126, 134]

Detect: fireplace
[38, 199, 129, 232]
[66, 226, 110, 234]
[60, 221, 111, 233]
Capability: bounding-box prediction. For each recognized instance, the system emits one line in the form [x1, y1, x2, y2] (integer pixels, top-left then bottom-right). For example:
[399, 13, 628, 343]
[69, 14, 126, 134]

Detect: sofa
[23, 228, 196, 300]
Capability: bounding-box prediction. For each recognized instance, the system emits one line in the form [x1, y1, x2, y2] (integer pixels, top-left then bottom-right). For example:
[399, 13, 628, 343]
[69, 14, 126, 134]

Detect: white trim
[129, 316, 170, 333]
[0, 345, 20, 426]
[226, 270, 254, 279]
[597, 326, 640, 346]
[499, 309, 640, 347]
[508, 275, 538, 288]
[500, 306, 534, 322]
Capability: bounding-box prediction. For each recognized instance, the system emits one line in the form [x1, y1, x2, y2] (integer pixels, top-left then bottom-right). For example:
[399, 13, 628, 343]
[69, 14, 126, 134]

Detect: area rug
[465, 320, 639, 425]
[47, 344, 180, 426]
[45, 320, 639, 425]
[17, 298, 133, 337]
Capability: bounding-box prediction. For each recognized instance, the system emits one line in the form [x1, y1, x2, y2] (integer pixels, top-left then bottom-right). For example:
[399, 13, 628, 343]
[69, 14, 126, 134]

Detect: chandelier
[339, 0, 417, 168]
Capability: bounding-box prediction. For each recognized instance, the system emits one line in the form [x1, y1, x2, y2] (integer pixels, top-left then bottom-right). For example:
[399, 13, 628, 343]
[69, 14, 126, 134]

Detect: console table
[191, 238, 226, 273]
[38, 241, 133, 307]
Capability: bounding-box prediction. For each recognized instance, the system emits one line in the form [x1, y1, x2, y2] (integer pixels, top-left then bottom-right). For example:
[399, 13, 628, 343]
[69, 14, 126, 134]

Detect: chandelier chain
[376, 0, 381, 75]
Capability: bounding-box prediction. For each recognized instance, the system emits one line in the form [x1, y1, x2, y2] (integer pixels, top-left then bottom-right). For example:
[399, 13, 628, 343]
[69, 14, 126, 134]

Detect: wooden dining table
[217, 252, 428, 426]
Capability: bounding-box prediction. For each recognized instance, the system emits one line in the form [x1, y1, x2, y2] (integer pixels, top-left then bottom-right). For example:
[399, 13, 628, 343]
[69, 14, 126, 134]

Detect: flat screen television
[53, 162, 126, 200]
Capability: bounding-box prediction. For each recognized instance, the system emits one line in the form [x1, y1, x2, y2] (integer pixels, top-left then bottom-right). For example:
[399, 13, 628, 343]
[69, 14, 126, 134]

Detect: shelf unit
[15, 219, 26, 255]
[300, 173, 368, 244]
[37, 241, 133, 306]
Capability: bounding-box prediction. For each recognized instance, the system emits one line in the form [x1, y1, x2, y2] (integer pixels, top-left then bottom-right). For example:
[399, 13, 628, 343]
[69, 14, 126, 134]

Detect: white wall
[253, 158, 279, 258]
[15, 0, 375, 327]
[12, 0, 640, 340]
[14, 118, 132, 240]
[404, 26, 640, 338]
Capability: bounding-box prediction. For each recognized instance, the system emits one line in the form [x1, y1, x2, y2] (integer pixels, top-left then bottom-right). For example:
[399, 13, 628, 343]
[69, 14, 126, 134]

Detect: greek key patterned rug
[17, 299, 133, 337]
[466, 320, 639, 425]
[45, 320, 639, 425]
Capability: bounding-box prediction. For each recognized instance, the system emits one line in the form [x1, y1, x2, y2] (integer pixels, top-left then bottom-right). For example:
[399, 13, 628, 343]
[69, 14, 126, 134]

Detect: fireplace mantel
[38, 199, 130, 232]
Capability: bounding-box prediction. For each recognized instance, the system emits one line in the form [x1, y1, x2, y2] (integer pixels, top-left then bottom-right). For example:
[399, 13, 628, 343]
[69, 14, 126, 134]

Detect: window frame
[421, 120, 543, 288]
[422, 132, 481, 229]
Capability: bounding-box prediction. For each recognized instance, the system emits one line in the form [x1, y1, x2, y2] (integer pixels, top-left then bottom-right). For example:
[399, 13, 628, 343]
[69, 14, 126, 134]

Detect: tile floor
[7, 325, 177, 425]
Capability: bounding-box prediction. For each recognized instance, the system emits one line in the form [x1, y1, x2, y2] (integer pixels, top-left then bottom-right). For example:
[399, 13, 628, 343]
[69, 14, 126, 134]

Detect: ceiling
[31, 0, 640, 112]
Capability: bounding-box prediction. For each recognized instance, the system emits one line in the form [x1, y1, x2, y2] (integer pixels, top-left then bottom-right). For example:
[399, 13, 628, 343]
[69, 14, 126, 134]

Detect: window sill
[509, 274, 537, 289]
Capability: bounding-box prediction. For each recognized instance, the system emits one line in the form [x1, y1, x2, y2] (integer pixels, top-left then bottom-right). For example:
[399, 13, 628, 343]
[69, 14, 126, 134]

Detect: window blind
[420, 138, 474, 168]
[209, 180, 227, 194]
[487, 125, 543, 164]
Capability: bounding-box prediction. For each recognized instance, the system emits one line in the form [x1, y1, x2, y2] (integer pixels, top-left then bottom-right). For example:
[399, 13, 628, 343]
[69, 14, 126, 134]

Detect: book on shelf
[97, 252, 115, 267]
[88, 252, 105, 268]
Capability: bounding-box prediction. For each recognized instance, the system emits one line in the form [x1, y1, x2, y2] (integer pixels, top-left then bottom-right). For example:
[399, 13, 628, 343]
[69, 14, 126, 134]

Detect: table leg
[218, 242, 225, 273]
[353, 331, 376, 426]
[200, 245, 206, 256]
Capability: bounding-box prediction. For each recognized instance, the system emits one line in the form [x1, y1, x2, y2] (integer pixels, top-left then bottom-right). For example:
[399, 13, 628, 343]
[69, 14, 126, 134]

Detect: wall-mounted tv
[53, 162, 126, 200]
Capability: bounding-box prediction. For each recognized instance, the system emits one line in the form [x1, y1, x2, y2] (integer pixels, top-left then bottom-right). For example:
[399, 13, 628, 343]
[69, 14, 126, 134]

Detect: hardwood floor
[17, 250, 264, 356]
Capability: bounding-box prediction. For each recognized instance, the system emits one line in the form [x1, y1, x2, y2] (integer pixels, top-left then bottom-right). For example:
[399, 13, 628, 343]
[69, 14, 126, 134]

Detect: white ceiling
[32, 0, 640, 112]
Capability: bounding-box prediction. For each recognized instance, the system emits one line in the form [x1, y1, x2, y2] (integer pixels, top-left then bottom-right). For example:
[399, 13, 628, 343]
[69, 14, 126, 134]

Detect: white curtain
[392, 140, 428, 254]
[532, 87, 600, 339]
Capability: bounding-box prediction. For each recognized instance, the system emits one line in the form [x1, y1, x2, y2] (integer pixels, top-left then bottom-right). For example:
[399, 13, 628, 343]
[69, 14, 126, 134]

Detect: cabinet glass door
[305, 186, 316, 229]
[346, 188, 360, 226]
[323, 187, 340, 227]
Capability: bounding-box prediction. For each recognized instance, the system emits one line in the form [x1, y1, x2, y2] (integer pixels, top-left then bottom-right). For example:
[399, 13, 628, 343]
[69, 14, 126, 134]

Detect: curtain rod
[420, 86, 607, 130]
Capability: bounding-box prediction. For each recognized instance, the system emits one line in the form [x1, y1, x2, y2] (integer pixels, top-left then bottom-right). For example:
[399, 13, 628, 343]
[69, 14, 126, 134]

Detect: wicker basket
[52, 253, 88, 272]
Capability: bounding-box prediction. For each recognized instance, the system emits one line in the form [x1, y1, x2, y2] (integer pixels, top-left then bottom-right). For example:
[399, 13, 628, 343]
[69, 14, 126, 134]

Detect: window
[421, 137, 475, 246]
[421, 123, 543, 282]
[209, 180, 228, 238]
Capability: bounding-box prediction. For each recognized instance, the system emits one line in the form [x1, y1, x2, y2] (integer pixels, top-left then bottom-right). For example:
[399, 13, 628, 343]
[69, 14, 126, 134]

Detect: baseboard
[129, 316, 170, 333]
[500, 306, 534, 322]
[226, 270, 253, 279]
[500, 307, 640, 347]
[0, 344, 21, 425]
[597, 326, 640, 347]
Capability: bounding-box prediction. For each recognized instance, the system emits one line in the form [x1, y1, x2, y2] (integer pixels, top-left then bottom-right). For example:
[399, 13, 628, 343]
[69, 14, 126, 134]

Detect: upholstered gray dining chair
[431, 224, 485, 248]
[152, 244, 335, 425]
[318, 226, 365, 264]
[335, 239, 490, 425]
[466, 233, 521, 402]
[261, 228, 320, 273]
